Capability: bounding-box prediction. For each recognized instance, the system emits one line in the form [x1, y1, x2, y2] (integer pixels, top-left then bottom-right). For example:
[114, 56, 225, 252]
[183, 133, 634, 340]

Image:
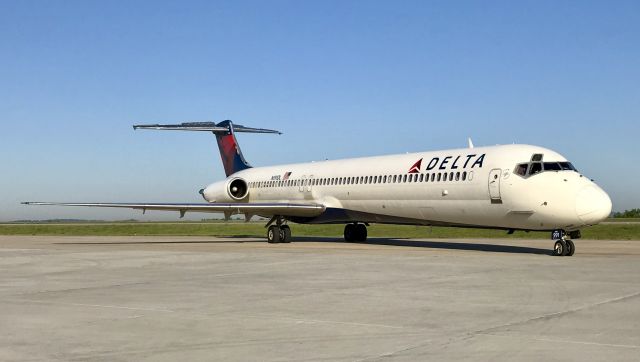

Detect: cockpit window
[515, 160, 577, 178]
[529, 162, 543, 175]
[559, 162, 577, 171]
[543, 162, 562, 171]
[515, 163, 528, 176]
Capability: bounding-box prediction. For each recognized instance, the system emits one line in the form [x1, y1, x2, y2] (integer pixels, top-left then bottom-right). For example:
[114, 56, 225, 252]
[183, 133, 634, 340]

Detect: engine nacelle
[201, 177, 249, 203]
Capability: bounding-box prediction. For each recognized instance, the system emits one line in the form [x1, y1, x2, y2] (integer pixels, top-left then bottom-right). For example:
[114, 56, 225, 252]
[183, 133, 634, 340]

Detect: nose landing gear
[553, 238, 575, 256]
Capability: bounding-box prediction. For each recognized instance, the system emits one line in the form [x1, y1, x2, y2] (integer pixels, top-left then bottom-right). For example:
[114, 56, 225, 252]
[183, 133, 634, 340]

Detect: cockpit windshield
[514, 161, 577, 177]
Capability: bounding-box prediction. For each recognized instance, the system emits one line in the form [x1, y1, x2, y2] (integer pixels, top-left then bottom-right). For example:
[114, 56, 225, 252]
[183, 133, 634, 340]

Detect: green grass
[0, 222, 638, 240]
[605, 218, 640, 223]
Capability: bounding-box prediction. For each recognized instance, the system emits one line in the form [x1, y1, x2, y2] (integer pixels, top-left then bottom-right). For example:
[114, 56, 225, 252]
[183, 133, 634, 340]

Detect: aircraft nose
[575, 185, 612, 225]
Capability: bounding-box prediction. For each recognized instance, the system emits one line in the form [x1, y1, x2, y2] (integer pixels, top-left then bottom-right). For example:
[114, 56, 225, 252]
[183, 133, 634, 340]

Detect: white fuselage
[202, 144, 611, 231]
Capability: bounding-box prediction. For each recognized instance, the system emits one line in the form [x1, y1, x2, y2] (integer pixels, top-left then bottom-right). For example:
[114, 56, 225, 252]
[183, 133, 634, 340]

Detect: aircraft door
[307, 175, 314, 192]
[299, 176, 306, 192]
[488, 168, 502, 201]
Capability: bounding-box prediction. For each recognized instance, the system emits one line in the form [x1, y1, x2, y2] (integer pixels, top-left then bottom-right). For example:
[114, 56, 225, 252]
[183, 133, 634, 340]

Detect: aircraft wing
[21, 202, 325, 219]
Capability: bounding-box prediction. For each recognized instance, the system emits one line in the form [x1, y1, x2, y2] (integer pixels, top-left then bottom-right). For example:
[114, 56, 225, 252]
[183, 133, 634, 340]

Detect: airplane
[23, 120, 612, 256]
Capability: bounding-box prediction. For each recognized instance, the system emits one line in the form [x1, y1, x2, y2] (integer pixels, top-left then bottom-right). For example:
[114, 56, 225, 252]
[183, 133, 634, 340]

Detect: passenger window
[419, 174, 424, 182]
[469, 171, 474, 180]
[393, 175, 397, 183]
[456, 172, 460, 181]
[437, 173, 442, 182]
[462, 171, 467, 181]
[449, 172, 454, 181]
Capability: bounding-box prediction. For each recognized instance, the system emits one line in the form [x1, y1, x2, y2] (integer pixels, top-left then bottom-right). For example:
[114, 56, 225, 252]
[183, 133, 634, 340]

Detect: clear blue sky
[1, 0, 638, 221]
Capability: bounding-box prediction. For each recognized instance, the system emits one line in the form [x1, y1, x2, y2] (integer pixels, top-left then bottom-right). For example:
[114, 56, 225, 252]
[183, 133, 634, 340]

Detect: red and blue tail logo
[215, 120, 252, 177]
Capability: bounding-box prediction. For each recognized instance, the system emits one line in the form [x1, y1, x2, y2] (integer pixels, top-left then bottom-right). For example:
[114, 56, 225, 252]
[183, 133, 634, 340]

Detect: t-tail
[133, 120, 281, 177]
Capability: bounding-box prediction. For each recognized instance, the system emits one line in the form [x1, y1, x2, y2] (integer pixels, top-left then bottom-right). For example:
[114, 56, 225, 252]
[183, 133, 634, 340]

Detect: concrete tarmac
[1, 235, 639, 361]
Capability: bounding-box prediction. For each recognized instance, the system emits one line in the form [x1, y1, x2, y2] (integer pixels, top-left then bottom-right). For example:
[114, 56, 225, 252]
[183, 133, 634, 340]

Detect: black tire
[553, 240, 567, 256]
[355, 224, 368, 242]
[344, 224, 356, 242]
[565, 239, 575, 256]
[267, 226, 281, 243]
[281, 225, 292, 243]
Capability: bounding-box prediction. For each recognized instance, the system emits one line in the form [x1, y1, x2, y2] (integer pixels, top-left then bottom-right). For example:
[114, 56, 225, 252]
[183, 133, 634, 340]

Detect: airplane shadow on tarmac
[56, 236, 552, 255]
[295, 237, 552, 255]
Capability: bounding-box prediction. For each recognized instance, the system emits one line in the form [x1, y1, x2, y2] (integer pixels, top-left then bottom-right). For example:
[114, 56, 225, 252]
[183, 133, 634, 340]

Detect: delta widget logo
[408, 158, 422, 173]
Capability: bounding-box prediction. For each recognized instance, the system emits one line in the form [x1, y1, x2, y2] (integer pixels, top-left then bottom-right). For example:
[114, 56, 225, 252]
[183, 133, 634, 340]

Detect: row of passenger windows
[249, 171, 474, 189]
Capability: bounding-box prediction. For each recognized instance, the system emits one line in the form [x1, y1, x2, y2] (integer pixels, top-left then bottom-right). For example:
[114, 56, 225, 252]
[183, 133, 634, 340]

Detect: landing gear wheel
[565, 239, 575, 256]
[553, 239, 568, 256]
[355, 224, 368, 242]
[344, 224, 356, 242]
[280, 225, 292, 243]
[267, 226, 281, 243]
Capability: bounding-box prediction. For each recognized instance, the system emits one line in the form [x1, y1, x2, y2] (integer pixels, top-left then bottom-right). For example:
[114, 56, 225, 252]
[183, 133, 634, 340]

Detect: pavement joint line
[3, 298, 175, 313]
[477, 290, 640, 334]
[476, 333, 640, 350]
[240, 314, 407, 330]
[62, 333, 430, 361]
[16, 282, 150, 296]
[355, 290, 640, 361]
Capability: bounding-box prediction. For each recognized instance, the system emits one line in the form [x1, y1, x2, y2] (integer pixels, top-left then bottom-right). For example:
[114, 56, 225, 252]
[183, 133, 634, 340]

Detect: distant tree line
[613, 209, 640, 218]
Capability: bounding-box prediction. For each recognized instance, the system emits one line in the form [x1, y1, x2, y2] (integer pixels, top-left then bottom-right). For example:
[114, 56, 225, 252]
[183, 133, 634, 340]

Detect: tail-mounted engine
[228, 178, 249, 200]
[201, 177, 249, 203]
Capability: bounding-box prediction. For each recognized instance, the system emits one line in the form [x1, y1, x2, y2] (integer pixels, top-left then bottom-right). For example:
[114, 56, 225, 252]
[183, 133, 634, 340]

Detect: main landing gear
[344, 223, 368, 242]
[266, 216, 292, 244]
[553, 237, 575, 257]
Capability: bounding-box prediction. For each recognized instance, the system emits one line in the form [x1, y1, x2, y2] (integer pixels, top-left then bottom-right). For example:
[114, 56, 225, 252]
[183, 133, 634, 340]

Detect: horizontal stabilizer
[133, 122, 282, 134]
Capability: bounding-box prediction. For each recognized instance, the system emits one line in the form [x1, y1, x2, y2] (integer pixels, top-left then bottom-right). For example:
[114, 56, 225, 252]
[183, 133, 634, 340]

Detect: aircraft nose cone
[576, 185, 612, 225]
